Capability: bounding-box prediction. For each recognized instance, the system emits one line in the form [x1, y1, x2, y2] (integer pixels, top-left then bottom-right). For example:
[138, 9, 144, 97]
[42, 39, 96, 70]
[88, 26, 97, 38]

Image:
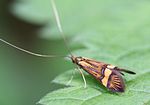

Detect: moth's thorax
[71, 56, 105, 78]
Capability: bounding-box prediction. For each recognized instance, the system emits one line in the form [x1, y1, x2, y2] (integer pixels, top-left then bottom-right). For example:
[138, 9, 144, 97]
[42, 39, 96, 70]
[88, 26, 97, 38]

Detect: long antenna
[50, 0, 73, 57]
[50, 0, 87, 87]
[0, 38, 65, 58]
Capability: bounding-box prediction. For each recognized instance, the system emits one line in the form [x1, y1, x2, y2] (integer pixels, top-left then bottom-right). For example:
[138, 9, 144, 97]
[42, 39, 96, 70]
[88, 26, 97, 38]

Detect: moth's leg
[66, 75, 74, 86]
[76, 67, 87, 88]
[66, 70, 75, 86]
[66, 64, 87, 88]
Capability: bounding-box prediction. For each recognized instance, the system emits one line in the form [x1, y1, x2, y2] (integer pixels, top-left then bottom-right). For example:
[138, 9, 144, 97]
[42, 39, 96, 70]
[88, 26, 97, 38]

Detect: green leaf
[52, 70, 107, 92]
[38, 87, 102, 105]
[11, 0, 150, 105]
[39, 72, 150, 105]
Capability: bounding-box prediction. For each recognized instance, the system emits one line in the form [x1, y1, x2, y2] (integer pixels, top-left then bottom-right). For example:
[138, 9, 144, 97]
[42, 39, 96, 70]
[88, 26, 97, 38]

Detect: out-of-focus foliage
[0, 0, 71, 105]
[6, 0, 150, 105]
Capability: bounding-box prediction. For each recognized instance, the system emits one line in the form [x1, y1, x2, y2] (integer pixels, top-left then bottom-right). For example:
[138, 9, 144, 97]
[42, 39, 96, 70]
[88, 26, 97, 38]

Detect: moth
[71, 56, 135, 92]
[0, 0, 136, 93]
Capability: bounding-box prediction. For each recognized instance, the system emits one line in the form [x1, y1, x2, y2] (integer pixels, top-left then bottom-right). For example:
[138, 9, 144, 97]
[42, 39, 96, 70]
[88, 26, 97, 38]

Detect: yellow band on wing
[101, 68, 112, 87]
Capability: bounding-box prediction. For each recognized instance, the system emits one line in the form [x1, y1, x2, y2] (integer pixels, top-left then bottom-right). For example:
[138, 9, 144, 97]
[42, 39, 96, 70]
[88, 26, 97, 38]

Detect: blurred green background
[0, 0, 72, 105]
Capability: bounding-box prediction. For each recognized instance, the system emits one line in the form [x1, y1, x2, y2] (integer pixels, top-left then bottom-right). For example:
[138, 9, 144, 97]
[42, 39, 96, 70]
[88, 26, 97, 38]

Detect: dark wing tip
[107, 72, 125, 93]
[126, 70, 136, 74]
[121, 69, 136, 75]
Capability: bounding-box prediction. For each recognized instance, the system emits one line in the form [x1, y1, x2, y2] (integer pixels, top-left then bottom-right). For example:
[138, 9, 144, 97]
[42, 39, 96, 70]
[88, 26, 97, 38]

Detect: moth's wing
[107, 70, 125, 92]
[118, 68, 136, 74]
[120, 72, 125, 76]
[100, 68, 125, 92]
[107, 65, 136, 75]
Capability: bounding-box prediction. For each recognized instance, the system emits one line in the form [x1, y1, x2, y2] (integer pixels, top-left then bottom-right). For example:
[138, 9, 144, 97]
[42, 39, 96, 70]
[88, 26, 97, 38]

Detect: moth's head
[71, 56, 86, 65]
